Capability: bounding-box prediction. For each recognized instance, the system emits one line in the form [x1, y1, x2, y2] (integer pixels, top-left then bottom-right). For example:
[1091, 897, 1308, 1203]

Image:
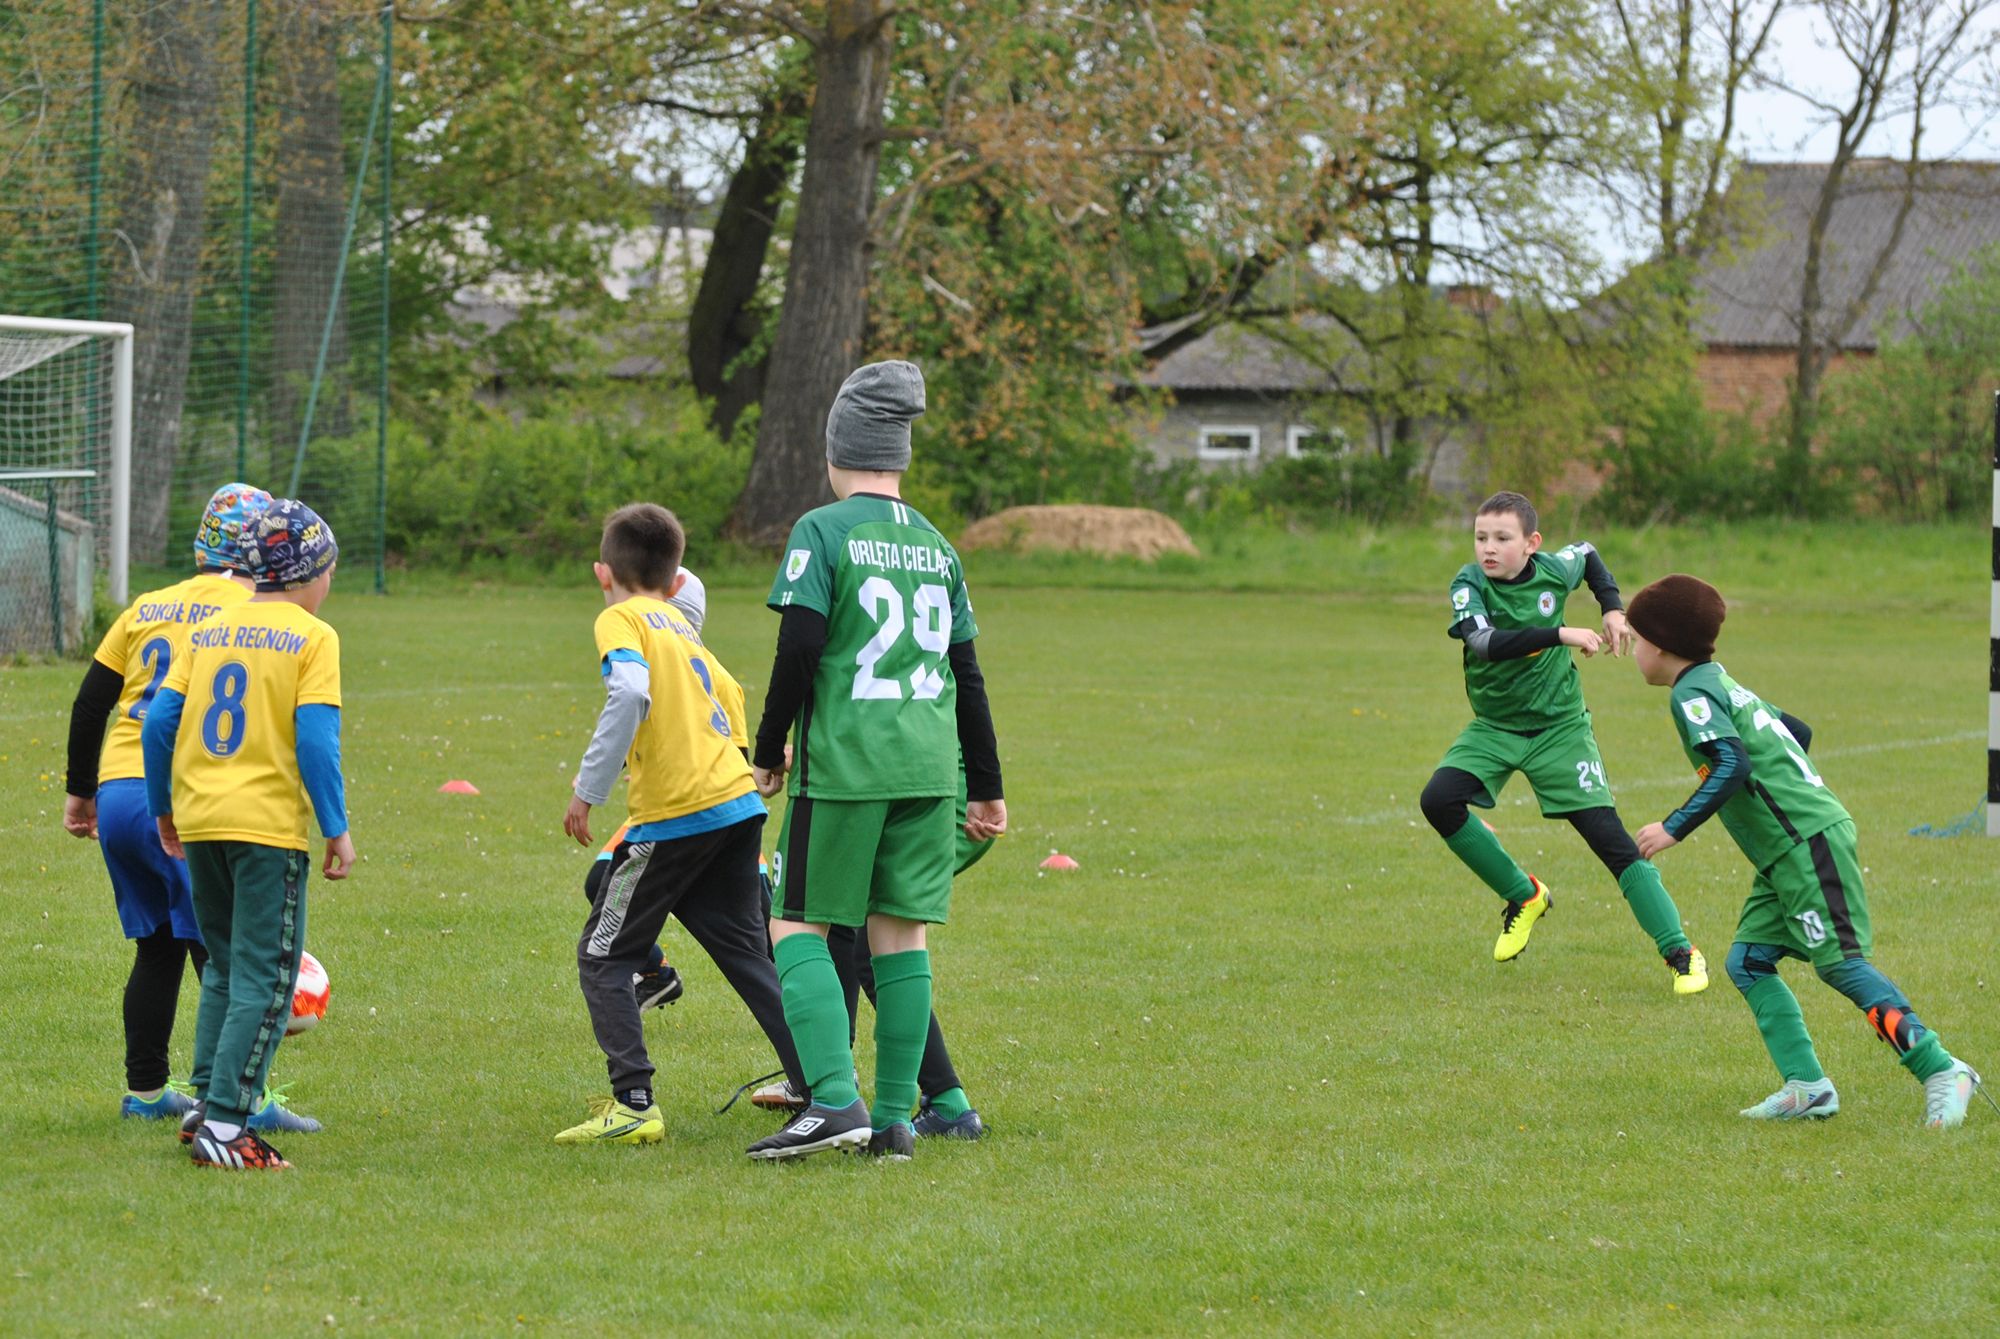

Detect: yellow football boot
[554, 1095, 664, 1145]
[1668, 945, 1711, 996]
[1493, 877, 1553, 962]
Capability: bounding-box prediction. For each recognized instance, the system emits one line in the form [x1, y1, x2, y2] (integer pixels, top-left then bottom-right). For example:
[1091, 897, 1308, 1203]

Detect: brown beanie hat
[1626, 574, 1726, 662]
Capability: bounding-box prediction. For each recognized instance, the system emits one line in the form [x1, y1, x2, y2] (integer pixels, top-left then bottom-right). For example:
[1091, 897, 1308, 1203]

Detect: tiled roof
[1694, 159, 2000, 350]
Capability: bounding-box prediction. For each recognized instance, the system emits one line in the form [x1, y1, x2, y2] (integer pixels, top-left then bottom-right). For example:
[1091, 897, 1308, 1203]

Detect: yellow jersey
[593, 597, 755, 825]
[92, 573, 252, 784]
[162, 600, 342, 850]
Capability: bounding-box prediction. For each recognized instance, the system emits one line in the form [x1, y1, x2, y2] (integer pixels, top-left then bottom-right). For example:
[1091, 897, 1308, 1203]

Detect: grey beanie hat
[826, 360, 925, 471]
[668, 567, 707, 634]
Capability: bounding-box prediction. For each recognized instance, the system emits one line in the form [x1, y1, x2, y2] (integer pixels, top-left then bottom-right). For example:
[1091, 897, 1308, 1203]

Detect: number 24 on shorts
[1574, 759, 1607, 793]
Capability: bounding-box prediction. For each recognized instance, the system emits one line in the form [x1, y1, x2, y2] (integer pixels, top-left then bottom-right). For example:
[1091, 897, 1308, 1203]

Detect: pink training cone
[1040, 853, 1079, 871]
[438, 779, 481, 795]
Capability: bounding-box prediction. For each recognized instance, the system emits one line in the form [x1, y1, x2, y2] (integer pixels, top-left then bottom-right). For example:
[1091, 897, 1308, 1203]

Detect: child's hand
[564, 796, 594, 846]
[1636, 822, 1678, 859]
[323, 832, 356, 880]
[1560, 626, 1603, 658]
[1601, 610, 1635, 657]
[155, 815, 183, 860]
[752, 765, 786, 798]
[966, 799, 1008, 842]
[62, 795, 97, 840]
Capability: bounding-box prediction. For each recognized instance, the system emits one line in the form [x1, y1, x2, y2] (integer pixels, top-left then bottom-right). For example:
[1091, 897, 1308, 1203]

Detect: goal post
[0, 315, 133, 612]
[1990, 391, 1999, 836]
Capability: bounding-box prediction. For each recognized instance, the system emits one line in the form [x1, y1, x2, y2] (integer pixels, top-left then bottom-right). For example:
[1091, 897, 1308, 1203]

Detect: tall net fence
[0, 0, 390, 616]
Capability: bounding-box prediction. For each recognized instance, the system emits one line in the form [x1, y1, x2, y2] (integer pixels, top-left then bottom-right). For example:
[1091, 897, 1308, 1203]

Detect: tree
[108, 0, 228, 563]
[1770, 0, 1997, 507]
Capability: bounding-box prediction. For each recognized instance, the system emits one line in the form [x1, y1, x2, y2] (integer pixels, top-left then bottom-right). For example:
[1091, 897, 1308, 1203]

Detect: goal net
[0, 317, 131, 657]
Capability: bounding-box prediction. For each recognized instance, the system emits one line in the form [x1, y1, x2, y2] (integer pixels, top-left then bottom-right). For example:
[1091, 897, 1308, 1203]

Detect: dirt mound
[958, 505, 1199, 562]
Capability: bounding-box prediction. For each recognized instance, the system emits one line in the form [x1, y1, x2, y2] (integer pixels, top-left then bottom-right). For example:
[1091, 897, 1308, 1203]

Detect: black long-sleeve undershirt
[1663, 736, 1749, 839]
[1450, 620, 1562, 661]
[753, 606, 826, 773]
[66, 659, 123, 797]
[752, 605, 1003, 799]
[1660, 710, 1813, 840]
[1578, 544, 1623, 613]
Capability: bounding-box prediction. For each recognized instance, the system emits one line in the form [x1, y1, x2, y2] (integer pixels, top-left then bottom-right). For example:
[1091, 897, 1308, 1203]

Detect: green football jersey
[1448, 545, 1595, 731]
[1668, 661, 1850, 870]
[767, 493, 978, 800]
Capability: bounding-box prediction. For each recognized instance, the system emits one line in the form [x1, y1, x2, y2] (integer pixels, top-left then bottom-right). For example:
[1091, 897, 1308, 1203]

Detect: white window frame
[1197, 424, 1261, 462]
[1286, 424, 1348, 458]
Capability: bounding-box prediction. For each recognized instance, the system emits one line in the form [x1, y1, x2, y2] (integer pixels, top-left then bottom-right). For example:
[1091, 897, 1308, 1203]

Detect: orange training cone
[438, 779, 480, 795]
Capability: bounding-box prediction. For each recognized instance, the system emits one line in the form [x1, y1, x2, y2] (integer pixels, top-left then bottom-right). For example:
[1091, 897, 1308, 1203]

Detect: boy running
[1626, 574, 1986, 1127]
[1421, 491, 1707, 993]
[60, 483, 315, 1134]
[557, 508, 807, 1144]
[747, 360, 1005, 1162]
[142, 498, 352, 1170]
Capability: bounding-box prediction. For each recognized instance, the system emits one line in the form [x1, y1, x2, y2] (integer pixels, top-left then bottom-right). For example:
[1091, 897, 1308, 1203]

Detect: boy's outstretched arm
[1571, 543, 1633, 655]
[569, 652, 651, 844]
[752, 607, 826, 797]
[139, 687, 187, 858]
[1451, 618, 1603, 660]
[1636, 737, 1750, 858]
[948, 638, 1005, 840]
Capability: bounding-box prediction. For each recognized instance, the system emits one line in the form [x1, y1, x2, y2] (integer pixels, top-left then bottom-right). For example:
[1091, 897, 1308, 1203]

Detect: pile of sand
[957, 505, 1199, 561]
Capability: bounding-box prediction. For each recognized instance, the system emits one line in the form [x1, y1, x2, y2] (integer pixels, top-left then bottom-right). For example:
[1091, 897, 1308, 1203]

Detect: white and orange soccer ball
[287, 950, 330, 1036]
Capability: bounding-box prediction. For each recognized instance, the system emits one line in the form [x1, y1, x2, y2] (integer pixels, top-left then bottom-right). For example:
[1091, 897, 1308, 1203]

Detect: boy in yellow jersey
[142, 499, 352, 1171]
[555, 506, 806, 1144]
[61, 483, 307, 1127]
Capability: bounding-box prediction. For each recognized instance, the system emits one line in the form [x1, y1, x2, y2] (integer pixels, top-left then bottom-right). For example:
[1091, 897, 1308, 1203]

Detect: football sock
[1616, 861, 1690, 956]
[621, 1087, 653, 1112]
[1442, 816, 1535, 902]
[927, 1086, 972, 1122]
[1815, 959, 1954, 1082]
[870, 949, 933, 1131]
[1742, 976, 1825, 1082]
[204, 1120, 244, 1142]
[773, 934, 859, 1109]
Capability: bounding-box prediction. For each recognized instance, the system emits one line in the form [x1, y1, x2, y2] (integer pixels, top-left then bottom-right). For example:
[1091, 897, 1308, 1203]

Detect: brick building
[1693, 160, 2000, 420]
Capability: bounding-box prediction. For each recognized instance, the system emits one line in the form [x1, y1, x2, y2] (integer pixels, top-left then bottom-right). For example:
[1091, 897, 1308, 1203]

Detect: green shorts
[1734, 819, 1873, 968]
[772, 794, 954, 927]
[1437, 713, 1615, 817]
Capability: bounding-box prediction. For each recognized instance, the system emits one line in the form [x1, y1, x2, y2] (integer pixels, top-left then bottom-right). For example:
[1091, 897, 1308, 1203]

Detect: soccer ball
[288, 950, 330, 1036]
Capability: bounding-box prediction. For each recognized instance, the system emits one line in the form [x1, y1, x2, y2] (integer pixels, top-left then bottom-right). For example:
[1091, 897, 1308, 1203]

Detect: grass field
[4, 522, 1997, 1334]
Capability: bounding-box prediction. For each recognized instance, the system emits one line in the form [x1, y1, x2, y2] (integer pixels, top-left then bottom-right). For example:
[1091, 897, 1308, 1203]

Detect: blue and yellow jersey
[91, 573, 251, 784]
[593, 597, 755, 827]
[161, 600, 341, 850]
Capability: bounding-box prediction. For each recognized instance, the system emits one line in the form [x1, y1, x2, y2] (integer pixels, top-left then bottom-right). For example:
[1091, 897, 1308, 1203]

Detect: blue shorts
[96, 778, 201, 941]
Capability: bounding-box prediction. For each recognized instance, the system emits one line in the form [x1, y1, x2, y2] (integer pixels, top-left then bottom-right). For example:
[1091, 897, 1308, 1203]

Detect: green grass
[4, 521, 1997, 1334]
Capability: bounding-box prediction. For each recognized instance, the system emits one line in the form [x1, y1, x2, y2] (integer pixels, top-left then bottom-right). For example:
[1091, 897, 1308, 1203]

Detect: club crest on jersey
[1537, 591, 1556, 616]
[1681, 697, 1713, 726]
[785, 549, 811, 582]
[1452, 587, 1470, 611]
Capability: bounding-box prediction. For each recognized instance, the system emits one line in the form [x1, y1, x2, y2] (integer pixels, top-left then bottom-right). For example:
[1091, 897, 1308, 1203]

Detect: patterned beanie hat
[1626, 574, 1726, 662]
[193, 482, 273, 572]
[245, 498, 339, 592]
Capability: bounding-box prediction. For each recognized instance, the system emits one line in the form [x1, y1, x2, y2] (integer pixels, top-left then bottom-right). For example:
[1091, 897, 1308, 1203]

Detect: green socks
[927, 1085, 972, 1122]
[1744, 976, 1826, 1082]
[869, 949, 933, 1131]
[1443, 816, 1535, 902]
[773, 934, 859, 1109]
[1617, 860, 1690, 956]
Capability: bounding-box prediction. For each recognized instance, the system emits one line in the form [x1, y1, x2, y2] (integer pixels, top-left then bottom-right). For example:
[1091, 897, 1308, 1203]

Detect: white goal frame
[0, 315, 133, 603]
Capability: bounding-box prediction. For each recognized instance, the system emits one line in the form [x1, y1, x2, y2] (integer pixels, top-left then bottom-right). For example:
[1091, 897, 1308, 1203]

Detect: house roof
[1694, 159, 2000, 350]
[1138, 314, 1362, 393]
